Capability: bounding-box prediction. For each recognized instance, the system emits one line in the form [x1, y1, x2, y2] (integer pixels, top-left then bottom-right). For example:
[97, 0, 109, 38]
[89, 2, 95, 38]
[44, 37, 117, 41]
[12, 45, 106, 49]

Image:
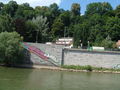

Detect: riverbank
[6, 64, 120, 74]
[1, 64, 120, 74]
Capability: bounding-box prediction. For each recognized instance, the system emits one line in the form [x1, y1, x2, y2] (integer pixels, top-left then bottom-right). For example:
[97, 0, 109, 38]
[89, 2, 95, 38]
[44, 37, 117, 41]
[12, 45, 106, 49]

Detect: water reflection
[0, 67, 120, 90]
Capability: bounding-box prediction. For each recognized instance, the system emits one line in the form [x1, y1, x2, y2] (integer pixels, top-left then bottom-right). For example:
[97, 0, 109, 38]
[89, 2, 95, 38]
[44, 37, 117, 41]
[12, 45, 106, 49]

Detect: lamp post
[64, 27, 67, 46]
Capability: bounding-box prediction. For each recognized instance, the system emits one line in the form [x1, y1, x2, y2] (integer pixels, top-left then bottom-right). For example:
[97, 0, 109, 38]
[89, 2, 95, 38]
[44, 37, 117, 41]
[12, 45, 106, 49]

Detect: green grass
[62, 65, 120, 72]
[62, 65, 92, 71]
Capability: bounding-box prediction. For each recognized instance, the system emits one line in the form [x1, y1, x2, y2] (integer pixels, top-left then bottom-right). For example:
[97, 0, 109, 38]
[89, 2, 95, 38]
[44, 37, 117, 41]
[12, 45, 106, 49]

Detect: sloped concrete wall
[27, 43, 64, 65]
[63, 49, 120, 68]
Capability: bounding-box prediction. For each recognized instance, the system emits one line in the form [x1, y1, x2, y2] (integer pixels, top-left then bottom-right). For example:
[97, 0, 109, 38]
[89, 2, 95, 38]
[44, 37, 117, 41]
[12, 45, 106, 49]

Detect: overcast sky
[1, 0, 120, 14]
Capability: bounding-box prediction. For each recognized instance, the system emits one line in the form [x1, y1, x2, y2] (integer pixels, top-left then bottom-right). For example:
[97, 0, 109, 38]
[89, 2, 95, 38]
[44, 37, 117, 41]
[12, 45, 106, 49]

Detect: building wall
[63, 49, 120, 68]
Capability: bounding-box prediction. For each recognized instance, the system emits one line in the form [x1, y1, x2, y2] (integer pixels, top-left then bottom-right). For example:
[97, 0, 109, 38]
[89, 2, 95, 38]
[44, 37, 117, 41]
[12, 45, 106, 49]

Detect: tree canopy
[0, 1, 119, 48]
[0, 32, 24, 66]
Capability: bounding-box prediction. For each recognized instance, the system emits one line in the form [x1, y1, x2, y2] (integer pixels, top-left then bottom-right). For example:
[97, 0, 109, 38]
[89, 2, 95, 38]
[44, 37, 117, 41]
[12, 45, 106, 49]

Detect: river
[0, 67, 120, 90]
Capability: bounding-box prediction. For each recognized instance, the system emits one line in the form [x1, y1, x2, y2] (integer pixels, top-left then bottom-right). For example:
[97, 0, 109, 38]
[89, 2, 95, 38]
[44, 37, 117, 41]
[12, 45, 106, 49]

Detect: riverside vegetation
[0, 32, 24, 66]
[0, 1, 120, 48]
[62, 65, 120, 72]
[0, 1, 120, 66]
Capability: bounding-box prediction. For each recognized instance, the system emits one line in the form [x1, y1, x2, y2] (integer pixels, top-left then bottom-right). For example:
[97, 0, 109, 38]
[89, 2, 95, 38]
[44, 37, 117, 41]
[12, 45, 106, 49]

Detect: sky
[1, 0, 120, 14]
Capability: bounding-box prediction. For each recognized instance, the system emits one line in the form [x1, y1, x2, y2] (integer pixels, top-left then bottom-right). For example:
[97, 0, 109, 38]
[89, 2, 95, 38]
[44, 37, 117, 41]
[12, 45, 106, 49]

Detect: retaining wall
[24, 43, 120, 68]
[26, 43, 64, 65]
[63, 49, 120, 68]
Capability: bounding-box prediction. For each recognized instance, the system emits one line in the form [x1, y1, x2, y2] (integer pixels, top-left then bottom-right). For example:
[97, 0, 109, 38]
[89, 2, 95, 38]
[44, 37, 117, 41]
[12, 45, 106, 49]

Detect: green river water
[0, 67, 120, 90]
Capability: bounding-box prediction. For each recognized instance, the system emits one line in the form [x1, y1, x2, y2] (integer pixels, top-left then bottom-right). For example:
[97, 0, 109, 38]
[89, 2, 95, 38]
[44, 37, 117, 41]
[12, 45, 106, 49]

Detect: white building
[56, 38, 73, 46]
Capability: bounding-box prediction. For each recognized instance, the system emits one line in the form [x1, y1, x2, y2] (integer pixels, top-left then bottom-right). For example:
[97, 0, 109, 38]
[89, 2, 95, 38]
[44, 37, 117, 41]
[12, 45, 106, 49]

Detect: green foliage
[101, 39, 115, 49]
[73, 22, 90, 47]
[105, 17, 120, 41]
[49, 3, 59, 18]
[62, 65, 120, 72]
[51, 18, 64, 39]
[15, 4, 34, 19]
[93, 36, 116, 49]
[71, 3, 81, 16]
[85, 2, 112, 16]
[59, 11, 70, 26]
[1, 1, 18, 17]
[13, 18, 27, 40]
[62, 65, 93, 71]
[0, 32, 24, 66]
[32, 15, 49, 42]
[0, 2, 4, 12]
[25, 20, 36, 42]
[0, 15, 14, 32]
[0, 1, 119, 48]
[115, 5, 120, 18]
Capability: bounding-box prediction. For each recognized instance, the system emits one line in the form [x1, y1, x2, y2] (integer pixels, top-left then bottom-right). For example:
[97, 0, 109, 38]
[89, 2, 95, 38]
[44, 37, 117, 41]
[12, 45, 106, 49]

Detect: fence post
[61, 48, 65, 66]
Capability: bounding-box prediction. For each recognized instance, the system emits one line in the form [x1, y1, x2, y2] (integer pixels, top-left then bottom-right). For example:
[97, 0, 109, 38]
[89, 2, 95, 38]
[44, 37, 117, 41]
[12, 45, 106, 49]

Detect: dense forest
[0, 1, 120, 48]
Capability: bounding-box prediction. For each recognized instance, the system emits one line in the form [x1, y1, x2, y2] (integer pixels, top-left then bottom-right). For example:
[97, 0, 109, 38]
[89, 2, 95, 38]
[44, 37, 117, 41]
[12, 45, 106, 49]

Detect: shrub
[0, 32, 24, 66]
[62, 65, 93, 71]
[84, 65, 92, 71]
[93, 36, 116, 49]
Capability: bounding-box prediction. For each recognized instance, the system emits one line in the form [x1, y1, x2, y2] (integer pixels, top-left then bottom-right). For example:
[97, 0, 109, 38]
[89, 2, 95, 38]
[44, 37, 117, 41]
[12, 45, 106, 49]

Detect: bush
[62, 65, 120, 72]
[93, 36, 116, 49]
[62, 65, 93, 71]
[85, 65, 92, 71]
[0, 32, 24, 66]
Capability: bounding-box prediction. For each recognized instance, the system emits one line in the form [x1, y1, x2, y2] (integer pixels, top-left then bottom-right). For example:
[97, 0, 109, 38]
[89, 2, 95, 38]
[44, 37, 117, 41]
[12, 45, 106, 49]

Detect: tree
[49, 3, 61, 24]
[0, 32, 24, 66]
[51, 18, 64, 39]
[93, 35, 115, 49]
[22, 3, 30, 7]
[15, 4, 34, 20]
[85, 2, 112, 16]
[71, 3, 81, 16]
[73, 22, 90, 47]
[15, 5, 24, 19]
[102, 2, 113, 14]
[34, 4, 63, 42]
[25, 20, 36, 42]
[1, 1, 18, 17]
[105, 17, 120, 41]
[59, 11, 70, 26]
[0, 2, 4, 11]
[86, 14, 106, 44]
[35, 6, 50, 17]
[32, 16, 49, 42]
[0, 1, 119, 47]
[115, 5, 120, 18]
[0, 15, 14, 32]
[13, 18, 27, 41]
[89, 24, 105, 43]
[49, 3, 59, 18]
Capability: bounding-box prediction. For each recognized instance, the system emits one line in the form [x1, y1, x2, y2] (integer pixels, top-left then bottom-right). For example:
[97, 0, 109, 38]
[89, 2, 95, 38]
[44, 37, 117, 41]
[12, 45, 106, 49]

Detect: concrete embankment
[25, 43, 120, 69]
[15, 64, 120, 74]
[63, 48, 120, 68]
